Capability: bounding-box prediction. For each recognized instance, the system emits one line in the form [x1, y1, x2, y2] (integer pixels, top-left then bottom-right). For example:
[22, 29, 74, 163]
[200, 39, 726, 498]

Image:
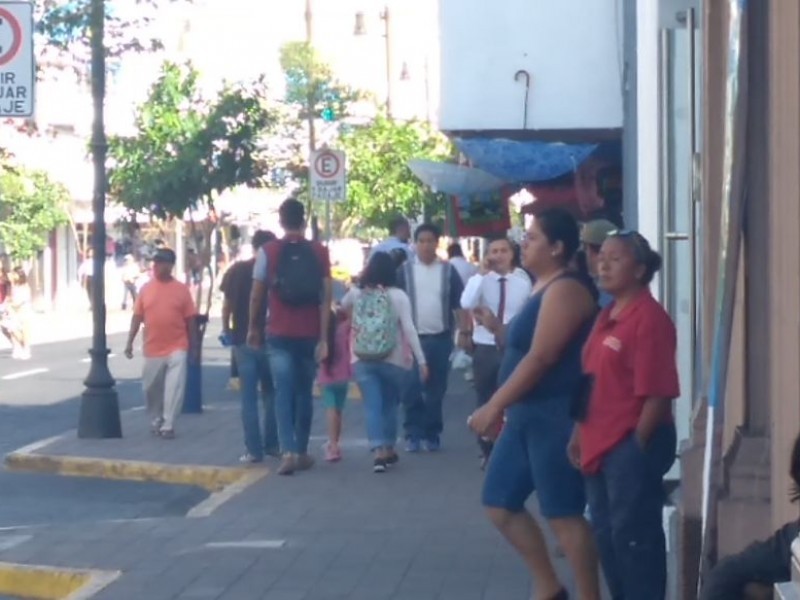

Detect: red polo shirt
[579, 289, 680, 474]
[264, 235, 330, 339]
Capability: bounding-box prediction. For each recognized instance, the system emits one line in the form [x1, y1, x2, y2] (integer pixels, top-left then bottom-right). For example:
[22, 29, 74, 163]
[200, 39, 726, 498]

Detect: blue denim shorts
[481, 398, 585, 519]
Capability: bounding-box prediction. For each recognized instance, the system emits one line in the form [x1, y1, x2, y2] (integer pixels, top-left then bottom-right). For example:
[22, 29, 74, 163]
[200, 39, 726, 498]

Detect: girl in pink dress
[318, 308, 353, 462]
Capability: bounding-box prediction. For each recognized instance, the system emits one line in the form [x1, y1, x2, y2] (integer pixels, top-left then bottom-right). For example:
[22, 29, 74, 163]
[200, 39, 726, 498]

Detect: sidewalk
[0, 370, 580, 599]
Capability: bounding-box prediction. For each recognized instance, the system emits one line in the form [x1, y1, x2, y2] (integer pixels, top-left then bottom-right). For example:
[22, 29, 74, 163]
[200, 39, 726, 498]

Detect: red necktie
[498, 277, 507, 323]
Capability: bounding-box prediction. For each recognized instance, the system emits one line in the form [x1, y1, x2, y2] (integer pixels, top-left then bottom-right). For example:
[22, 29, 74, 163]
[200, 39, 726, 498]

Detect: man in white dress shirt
[459, 236, 532, 466]
[396, 224, 465, 452]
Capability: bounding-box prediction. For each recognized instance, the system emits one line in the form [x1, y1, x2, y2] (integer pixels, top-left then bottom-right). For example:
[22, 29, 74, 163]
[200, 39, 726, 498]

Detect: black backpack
[272, 239, 323, 306]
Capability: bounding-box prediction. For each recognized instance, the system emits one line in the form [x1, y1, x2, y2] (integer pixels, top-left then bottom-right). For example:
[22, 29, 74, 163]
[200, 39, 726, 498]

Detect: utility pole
[305, 0, 320, 240]
[305, 0, 316, 152]
[77, 0, 122, 439]
[382, 6, 393, 119]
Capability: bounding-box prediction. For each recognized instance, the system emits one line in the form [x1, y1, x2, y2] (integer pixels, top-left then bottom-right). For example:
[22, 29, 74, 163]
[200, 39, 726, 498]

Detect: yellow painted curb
[4, 452, 251, 492]
[0, 562, 120, 600]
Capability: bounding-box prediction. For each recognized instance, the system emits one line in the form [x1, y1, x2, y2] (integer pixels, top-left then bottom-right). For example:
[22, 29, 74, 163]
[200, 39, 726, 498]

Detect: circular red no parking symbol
[314, 151, 341, 180]
[0, 8, 22, 67]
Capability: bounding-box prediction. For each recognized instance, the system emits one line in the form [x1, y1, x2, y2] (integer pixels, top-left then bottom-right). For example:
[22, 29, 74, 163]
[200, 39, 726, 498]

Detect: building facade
[667, 0, 800, 596]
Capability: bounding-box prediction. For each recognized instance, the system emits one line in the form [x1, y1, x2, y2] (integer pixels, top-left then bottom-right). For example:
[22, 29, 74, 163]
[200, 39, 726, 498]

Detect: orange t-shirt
[134, 278, 197, 358]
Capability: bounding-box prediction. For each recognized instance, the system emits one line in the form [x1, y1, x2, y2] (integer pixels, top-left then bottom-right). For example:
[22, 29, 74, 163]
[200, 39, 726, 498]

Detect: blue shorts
[481, 398, 585, 519]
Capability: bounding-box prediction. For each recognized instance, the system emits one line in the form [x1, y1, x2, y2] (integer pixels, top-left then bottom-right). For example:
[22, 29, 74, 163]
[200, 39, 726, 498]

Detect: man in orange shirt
[125, 248, 197, 438]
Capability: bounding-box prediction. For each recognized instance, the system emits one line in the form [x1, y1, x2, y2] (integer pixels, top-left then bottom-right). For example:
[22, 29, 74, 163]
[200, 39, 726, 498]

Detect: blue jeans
[402, 333, 453, 441]
[233, 344, 278, 460]
[585, 423, 677, 600]
[354, 361, 407, 451]
[266, 337, 318, 455]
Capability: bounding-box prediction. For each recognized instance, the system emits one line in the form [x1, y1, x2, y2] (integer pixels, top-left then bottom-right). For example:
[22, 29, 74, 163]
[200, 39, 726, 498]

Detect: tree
[108, 61, 277, 220]
[0, 166, 70, 261]
[335, 116, 454, 236]
[271, 42, 362, 192]
[280, 42, 359, 125]
[37, 0, 189, 62]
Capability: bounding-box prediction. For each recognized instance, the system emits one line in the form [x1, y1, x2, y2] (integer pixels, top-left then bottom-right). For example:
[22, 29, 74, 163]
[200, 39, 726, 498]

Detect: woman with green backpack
[342, 252, 428, 473]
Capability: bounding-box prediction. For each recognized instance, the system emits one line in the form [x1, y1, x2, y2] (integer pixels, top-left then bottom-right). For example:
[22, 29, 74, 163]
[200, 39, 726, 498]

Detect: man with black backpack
[247, 199, 332, 476]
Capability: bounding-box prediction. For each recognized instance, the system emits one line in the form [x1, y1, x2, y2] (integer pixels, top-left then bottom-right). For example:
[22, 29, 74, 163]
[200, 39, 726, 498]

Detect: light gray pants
[142, 350, 187, 431]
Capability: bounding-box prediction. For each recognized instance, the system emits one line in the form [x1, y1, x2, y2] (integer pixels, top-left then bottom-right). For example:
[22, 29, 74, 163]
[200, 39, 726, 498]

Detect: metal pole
[383, 6, 393, 118]
[325, 196, 331, 244]
[77, 0, 122, 439]
[686, 7, 701, 401]
[305, 0, 319, 240]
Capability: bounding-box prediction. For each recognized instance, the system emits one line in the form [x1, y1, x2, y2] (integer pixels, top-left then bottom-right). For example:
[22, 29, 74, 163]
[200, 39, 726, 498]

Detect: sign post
[309, 148, 346, 243]
[0, 2, 33, 118]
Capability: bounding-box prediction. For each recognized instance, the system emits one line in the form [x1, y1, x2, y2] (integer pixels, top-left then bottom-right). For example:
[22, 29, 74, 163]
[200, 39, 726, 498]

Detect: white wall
[439, 0, 624, 132]
[637, 0, 661, 299]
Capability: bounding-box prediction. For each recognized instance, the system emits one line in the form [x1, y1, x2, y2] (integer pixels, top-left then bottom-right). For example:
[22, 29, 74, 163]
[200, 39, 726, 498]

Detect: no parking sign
[0, 2, 33, 117]
[310, 149, 346, 202]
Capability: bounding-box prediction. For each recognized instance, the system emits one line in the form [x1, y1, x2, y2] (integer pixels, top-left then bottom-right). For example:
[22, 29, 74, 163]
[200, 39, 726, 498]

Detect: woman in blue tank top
[469, 209, 601, 600]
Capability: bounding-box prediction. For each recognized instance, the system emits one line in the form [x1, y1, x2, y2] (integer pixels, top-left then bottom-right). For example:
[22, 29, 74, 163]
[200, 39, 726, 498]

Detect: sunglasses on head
[607, 229, 650, 261]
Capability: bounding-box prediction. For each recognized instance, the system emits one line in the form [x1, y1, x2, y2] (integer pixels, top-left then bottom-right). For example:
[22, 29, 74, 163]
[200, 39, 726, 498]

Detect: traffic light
[321, 106, 335, 122]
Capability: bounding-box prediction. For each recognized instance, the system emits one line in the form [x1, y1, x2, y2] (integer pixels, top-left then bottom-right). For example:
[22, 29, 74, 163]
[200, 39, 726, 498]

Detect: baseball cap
[152, 248, 177, 264]
[581, 219, 617, 247]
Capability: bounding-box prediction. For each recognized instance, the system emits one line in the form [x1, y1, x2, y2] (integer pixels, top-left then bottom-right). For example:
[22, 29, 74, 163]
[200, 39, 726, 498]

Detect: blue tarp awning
[454, 138, 599, 183]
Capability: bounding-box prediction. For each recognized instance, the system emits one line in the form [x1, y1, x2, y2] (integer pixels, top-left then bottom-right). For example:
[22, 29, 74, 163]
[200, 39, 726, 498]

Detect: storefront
[670, 0, 800, 596]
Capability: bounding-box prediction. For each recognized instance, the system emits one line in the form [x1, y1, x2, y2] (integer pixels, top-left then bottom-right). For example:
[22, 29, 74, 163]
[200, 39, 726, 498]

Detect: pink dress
[318, 319, 353, 386]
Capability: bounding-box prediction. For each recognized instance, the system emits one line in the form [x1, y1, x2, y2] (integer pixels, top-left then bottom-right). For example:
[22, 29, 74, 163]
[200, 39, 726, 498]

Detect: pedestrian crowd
[124, 197, 686, 599]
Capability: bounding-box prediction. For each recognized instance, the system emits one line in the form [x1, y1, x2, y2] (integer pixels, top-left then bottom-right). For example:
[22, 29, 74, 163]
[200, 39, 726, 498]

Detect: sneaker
[150, 418, 164, 435]
[404, 438, 421, 453]
[158, 428, 175, 439]
[277, 454, 296, 476]
[373, 458, 387, 473]
[323, 442, 341, 463]
[385, 452, 399, 467]
[239, 453, 263, 464]
[297, 454, 315, 471]
[423, 436, 441, 452]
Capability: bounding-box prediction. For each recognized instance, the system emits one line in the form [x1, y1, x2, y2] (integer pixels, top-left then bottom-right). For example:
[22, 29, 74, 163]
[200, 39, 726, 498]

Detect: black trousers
[700, 519, 800, 600]
[472, 343, 502, 457]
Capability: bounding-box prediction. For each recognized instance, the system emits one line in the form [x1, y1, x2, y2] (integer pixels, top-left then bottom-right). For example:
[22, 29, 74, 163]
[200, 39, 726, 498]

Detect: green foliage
[279, 41, 359, 122]
[108, 61, 277, 219]
[335, 116, 454, 235]
[0, 167, 69, 260]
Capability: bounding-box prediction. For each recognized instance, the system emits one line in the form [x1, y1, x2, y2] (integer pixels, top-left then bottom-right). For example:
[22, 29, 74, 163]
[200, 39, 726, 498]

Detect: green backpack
[352, 288, 398, 360]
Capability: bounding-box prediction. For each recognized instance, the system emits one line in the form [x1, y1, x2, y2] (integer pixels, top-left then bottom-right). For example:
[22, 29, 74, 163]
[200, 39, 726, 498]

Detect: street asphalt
[0, 325, 217, 530]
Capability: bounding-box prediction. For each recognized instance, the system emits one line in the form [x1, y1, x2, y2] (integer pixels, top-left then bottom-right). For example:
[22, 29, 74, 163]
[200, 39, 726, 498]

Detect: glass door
[658, 6, 702, 478]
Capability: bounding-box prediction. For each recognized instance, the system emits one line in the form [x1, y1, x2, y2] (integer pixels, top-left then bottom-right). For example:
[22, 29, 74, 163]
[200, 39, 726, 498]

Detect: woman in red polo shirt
[570, 230, 679, 600]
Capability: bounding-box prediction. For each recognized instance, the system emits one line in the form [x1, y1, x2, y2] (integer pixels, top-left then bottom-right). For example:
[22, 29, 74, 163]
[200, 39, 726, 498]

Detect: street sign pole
[325, 195, 332, 243]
